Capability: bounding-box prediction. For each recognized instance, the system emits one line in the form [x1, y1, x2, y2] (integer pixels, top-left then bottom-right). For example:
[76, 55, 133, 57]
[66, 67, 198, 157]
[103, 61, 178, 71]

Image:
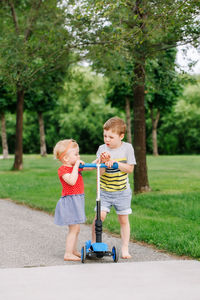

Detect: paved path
[1, 261, 200, 300]
[0, 198, 176, 268]
[1, 198, 200, 300]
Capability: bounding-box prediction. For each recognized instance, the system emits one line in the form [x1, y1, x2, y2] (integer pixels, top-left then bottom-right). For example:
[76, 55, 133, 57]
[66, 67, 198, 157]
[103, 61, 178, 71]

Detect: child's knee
[94, 211, 107, 222]
[118, 215, 129, 225]
[69, 224, 80, 233]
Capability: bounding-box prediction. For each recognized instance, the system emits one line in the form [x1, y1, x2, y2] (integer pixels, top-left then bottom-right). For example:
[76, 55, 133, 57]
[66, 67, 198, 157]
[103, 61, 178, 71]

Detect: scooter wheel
[81, 246, 86, 263]
[112, 246, 119, 262]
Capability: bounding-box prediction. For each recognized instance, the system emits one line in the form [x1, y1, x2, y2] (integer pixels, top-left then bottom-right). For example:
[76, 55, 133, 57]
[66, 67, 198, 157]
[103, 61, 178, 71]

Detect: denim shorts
[95, 188, 132, 215]
[54, 194, 86, 226]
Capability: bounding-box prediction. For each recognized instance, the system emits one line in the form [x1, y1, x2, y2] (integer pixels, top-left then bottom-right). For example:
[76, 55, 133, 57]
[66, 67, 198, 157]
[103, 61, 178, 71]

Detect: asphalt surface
[1, 198, 200, 300]
[0, 198, 175, 268]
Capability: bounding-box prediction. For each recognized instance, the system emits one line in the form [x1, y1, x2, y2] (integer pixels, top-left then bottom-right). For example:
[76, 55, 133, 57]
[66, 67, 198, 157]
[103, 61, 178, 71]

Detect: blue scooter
[79, 163, 119, 263]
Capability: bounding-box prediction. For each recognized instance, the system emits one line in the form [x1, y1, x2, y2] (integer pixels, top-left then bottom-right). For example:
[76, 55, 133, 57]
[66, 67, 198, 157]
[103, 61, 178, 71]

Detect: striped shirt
[96, 142, 136, 192]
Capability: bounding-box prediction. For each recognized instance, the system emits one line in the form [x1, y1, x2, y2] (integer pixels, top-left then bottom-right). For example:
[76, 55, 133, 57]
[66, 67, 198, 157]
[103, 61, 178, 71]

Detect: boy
[92, 116, 136, 259]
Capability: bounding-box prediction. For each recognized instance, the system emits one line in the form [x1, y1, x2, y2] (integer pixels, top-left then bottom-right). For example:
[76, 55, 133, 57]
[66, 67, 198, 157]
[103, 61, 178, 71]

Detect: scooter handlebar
[79, 162, 118, 169]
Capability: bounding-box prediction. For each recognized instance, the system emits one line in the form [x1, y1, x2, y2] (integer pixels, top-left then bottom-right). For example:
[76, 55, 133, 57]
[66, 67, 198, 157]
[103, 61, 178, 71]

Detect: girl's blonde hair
[53, 139, 78, 161]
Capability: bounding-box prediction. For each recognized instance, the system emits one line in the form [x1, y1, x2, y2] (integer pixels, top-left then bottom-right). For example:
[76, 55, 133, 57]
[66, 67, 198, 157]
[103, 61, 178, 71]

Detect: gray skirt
[54, 194, 86, 226]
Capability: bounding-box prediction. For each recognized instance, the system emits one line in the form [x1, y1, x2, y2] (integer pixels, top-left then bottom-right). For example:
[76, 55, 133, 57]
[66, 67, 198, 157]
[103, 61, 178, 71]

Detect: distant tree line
[1, 65, 200, 156]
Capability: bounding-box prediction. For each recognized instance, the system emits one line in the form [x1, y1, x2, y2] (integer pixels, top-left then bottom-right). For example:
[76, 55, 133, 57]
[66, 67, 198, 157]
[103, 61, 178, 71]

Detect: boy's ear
[120, 133, 124, 140]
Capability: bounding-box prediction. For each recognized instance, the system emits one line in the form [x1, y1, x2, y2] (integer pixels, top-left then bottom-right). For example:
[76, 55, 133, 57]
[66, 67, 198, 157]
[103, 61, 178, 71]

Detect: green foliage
[1, 66, 121, 155]
[0, 80, 16, 113]
[156, 79, 200, 154]
[91, 49, 134, 110]
[57, 66, 121, 153]
[0, 0, 73, 90]
[80, 0, 200, 59]
[24, 60, 68, 113]
[145, 48, 182, 112]
[3, 70, 200, 155]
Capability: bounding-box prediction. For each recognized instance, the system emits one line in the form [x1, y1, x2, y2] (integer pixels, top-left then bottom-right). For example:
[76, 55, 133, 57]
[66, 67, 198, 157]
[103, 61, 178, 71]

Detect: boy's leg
[118, 214, 131, 259]
[64, 224, 81, 261]
[92, 211, 107, 243]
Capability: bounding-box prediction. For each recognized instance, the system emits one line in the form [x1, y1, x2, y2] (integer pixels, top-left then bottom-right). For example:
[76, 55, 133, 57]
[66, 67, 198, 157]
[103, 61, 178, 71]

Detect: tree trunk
[125, 97, 132, 143]
[38, 111, 47, 157]
[13, 88, 24, 170]
[133, 60, 151, 193]
[1, 112, 9, 159]
[150, 107, 160, 156]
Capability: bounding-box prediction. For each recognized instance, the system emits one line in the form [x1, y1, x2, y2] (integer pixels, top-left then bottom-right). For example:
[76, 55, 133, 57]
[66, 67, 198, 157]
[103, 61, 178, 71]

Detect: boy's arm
[106, 160, 134, 174]
[117, 162, 134, 174]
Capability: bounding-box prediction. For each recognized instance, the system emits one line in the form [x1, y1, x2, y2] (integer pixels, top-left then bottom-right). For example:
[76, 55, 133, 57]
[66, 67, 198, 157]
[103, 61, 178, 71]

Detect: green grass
[0, 154, 200, 259]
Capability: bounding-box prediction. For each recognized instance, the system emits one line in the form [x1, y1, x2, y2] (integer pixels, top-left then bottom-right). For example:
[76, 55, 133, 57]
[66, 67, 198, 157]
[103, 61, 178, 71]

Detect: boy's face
[103, 129, 124, 149]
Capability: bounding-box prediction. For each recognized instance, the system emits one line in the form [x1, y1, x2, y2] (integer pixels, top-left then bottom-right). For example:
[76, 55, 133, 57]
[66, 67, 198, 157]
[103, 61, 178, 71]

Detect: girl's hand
[75, 159, 84, 167]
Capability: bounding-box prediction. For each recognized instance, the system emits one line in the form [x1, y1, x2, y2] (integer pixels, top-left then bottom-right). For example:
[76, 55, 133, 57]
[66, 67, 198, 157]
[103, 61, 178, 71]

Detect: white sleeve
[127, 143, 136, 165]
[96, 145, 105, 159]
[96, 147, 100, 158]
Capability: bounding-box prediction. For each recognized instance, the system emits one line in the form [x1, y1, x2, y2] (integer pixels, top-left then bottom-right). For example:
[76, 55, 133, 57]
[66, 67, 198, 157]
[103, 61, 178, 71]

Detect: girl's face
[64, 146, 80, 166]
[103, 129, 124, 149]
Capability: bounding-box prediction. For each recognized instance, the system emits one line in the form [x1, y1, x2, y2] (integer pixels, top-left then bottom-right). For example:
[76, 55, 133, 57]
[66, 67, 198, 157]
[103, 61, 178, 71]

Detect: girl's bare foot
[73, 251, 81, 258]
[64, 254, 81, 261]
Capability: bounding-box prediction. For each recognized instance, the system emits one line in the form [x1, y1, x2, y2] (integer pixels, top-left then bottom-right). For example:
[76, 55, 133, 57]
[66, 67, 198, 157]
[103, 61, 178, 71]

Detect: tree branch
[7, 0, 19, 34]
[150, 34, 200, 55]
[24, 0, 43, 41]
[27, 47, 71, 81]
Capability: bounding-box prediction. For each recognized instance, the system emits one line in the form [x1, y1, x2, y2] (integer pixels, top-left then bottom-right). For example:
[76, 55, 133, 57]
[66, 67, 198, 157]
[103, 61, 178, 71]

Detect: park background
[0, 1, 200, 260]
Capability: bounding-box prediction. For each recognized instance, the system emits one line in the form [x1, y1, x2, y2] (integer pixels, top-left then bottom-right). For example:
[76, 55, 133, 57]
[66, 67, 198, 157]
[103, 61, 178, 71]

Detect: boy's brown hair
[103, 117, 126, 135]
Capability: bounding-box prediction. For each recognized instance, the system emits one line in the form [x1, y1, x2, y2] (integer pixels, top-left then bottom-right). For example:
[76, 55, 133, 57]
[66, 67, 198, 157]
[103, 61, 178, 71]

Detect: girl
[53, 139, 86, 261]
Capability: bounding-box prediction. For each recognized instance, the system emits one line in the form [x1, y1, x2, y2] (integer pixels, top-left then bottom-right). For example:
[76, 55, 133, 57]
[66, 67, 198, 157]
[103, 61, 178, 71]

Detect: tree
[0, 0, 73, 169]
[0, 80, 16, 158]
[76, 0, 200, 192]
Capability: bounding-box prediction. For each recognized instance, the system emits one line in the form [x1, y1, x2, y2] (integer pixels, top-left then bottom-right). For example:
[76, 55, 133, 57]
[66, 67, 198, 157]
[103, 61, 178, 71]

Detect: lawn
[0, 154, 200, 259]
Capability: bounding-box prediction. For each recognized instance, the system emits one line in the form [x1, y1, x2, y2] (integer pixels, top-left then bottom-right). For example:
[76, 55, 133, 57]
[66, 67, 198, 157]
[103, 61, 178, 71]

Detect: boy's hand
[100, 152, 111, 163]
[105, 159, 116, 168]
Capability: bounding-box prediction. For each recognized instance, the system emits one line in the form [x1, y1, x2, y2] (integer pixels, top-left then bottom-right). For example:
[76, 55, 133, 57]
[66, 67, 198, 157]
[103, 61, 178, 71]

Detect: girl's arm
[82, 158, 100, 171]
[62, 160, 80, 186]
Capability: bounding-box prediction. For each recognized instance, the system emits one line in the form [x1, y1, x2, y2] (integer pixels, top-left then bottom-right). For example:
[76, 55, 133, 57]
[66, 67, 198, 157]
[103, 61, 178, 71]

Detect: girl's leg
[64, 224, 81, 261]
[118, 214, 131, 259]
[72, 225, 81, 257]
[92, 211, 107, 243]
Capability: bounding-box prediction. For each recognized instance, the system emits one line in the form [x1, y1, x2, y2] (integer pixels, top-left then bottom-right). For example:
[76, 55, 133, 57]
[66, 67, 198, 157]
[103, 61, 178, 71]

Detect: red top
[58, 165, 84, 196]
